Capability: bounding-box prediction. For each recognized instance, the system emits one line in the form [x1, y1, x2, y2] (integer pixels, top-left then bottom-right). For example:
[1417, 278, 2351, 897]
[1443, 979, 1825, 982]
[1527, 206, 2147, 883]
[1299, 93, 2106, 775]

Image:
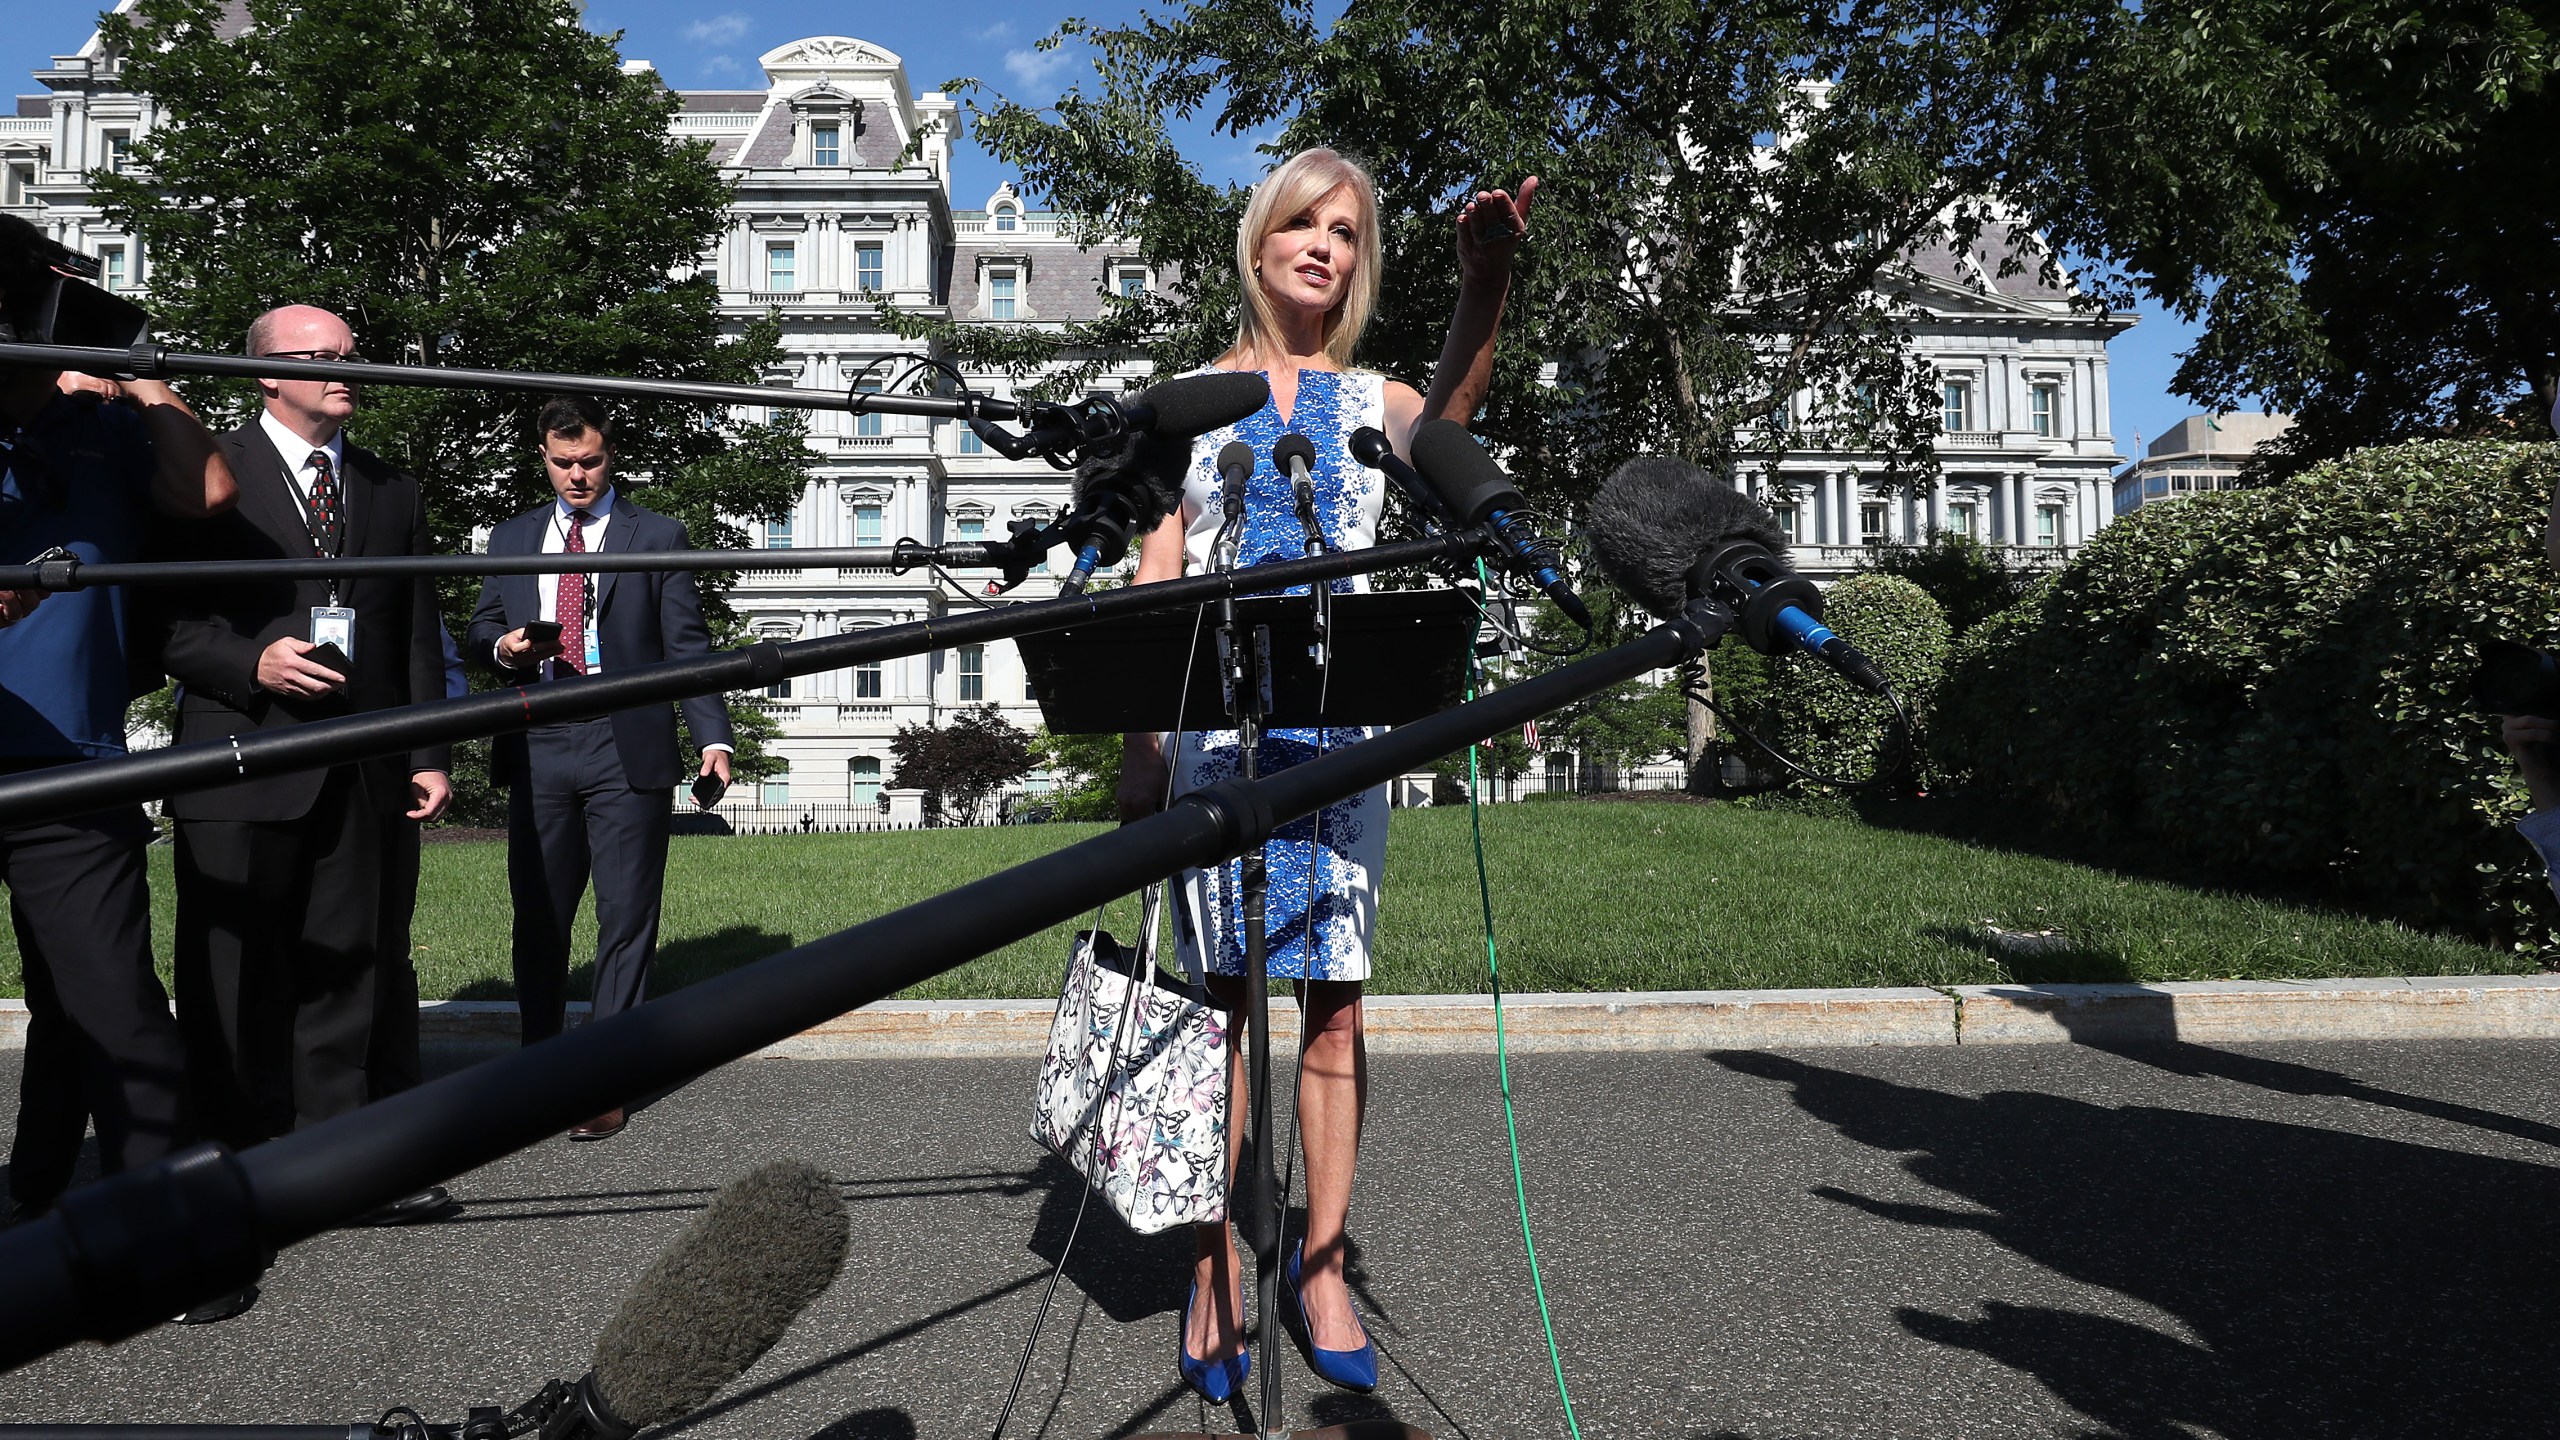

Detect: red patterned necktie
[556, 508, 590, 675]
[307, 449, 341, 556]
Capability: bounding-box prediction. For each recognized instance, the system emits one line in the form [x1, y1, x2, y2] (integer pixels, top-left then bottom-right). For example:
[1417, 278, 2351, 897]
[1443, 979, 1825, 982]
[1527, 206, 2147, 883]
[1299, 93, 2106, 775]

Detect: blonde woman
[1118, 147, 1535, 1402]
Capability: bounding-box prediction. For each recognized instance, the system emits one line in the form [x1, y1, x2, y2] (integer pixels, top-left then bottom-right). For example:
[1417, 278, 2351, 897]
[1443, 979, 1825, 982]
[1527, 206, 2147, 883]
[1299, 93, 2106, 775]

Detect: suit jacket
[161, 421, 453, 823]
[466, 496, 732, 792]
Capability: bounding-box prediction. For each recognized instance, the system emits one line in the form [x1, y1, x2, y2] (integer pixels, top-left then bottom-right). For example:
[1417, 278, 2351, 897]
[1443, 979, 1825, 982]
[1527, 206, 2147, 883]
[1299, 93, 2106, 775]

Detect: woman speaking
[1118, 147, 1535, 1403]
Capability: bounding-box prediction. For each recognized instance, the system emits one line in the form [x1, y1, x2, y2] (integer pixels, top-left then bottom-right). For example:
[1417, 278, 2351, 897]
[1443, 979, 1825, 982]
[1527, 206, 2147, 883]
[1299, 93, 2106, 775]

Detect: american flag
[1523, 717, 1541, 752]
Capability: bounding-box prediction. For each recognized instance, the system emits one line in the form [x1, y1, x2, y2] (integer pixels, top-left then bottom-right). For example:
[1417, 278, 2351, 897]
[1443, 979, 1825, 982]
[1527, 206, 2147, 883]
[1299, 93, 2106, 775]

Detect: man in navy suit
[468, 395, 731, 1141]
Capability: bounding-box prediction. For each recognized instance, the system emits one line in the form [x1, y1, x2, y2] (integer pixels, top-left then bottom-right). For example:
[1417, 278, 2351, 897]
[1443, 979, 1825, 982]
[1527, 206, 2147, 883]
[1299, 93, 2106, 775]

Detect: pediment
[1879, 265, 2065, 320]
[761, 37, 901, 71]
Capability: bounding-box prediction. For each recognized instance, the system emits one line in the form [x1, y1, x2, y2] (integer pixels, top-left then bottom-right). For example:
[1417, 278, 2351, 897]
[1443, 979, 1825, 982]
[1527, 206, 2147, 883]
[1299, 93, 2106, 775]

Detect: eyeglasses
[258, 350, 369, 364]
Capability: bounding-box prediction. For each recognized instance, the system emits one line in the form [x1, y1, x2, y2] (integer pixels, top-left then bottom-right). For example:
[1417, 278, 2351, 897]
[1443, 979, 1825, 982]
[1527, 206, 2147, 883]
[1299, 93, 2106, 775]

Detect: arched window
[993, 204, 1018, 233]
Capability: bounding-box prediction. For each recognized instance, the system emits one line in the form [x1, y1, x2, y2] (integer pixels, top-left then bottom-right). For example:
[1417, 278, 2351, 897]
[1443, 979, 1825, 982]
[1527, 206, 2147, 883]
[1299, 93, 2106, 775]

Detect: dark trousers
[369, 821, 424, 1101]
[174, 766, 393, 1146]
[508, 718, 671, 1048]
[1, 801, 188, 1209]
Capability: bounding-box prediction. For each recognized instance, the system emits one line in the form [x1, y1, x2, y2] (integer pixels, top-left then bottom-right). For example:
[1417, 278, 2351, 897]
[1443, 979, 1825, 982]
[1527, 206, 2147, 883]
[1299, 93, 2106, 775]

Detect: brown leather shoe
[568, 1108, 627, 1141]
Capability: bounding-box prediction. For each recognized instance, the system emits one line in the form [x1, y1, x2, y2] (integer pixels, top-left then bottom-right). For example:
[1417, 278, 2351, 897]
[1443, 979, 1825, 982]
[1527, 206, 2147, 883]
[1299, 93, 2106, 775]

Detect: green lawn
[0, 800, 2515, 1003]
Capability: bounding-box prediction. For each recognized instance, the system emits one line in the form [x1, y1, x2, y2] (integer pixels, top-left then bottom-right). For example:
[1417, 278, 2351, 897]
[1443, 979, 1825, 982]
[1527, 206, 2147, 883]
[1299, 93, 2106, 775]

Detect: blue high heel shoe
[1177, 1280, 1250, 1404]
[1284, 1240, 1378, 1393]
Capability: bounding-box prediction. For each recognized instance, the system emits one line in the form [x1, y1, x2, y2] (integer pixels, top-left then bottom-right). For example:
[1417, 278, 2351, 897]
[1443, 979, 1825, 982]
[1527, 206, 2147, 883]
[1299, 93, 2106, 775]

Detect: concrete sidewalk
[6, 973, 2559, 1057]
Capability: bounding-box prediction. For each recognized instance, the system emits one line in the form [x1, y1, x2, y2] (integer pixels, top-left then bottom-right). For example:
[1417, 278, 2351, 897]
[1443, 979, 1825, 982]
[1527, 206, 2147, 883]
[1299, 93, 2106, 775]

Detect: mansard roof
[678, 92, 766, 114]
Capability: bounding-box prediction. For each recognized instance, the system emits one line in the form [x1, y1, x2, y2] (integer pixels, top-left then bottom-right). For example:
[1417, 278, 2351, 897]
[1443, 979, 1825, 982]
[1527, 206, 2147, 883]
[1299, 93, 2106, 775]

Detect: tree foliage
[890, 705, 1036, 825]
[96, 0, 811, 610]
[1857, 530, 2045, 635]
[2002, 0, 2560, 468]
[1754, 573, 1948, 794]
[1032, 724, 1124, 822]
[1503, 589, 1687, 770]
[1935, 440, 2560, 950]
[947, 0, 2101, 504]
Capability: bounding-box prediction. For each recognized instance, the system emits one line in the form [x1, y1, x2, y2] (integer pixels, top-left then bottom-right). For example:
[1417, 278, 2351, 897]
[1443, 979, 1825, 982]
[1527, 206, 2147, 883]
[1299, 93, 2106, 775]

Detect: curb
[3, 975, 2558, 1058]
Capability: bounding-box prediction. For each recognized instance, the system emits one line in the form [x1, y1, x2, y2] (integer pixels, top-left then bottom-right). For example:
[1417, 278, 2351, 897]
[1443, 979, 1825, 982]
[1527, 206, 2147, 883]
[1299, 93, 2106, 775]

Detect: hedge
[1753, 571, 1951, 794]
[1935, 440, 2560, 950]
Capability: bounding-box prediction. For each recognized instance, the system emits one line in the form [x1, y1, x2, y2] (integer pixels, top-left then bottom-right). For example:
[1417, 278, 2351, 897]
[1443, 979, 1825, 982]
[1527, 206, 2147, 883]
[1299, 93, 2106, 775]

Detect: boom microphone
[1112, 370, 1270, 441]
[1056, 431, 1191, 594]
[1588, 456, 1889, 695]
[542, 1160, 851, 1440]
[1407, 419, 1591, 630]
[1347, 425, 1456, 531]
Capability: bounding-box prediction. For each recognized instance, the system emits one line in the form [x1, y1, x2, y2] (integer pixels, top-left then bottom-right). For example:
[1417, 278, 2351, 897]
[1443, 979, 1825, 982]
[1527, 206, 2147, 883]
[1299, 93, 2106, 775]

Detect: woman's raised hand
[1455, 176, 1540, 282]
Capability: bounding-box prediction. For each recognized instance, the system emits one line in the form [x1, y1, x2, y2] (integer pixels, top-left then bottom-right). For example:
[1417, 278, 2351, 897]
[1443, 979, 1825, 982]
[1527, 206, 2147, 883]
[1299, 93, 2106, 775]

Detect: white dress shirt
[257, 410, 346, 521]
[533, 487, 616, 676]
[507, 486, 728, 754]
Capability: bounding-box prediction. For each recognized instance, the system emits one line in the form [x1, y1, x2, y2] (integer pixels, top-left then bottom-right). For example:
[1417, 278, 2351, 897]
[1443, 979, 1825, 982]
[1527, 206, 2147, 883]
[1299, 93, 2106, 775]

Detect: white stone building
[1757, 234, 2132, 582]
[8, 18, 2135, 814]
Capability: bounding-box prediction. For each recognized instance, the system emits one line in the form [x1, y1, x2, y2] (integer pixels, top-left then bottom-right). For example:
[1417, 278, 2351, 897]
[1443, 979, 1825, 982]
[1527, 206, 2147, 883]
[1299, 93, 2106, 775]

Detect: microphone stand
[1202, 511, 1291, 1429]
[0, 593, 1737, 1371]
[0, 533, 1486, 831]
[0, 342, 1041, 427]
[0, 542, 1031, 593]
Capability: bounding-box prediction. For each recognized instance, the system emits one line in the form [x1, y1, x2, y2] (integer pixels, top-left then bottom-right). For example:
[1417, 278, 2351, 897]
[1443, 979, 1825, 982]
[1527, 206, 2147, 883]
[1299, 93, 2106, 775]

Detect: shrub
[1936, 440, 2560, 950]
[1858, 529, 2043, 635]
[1754, 572, 1950, 794]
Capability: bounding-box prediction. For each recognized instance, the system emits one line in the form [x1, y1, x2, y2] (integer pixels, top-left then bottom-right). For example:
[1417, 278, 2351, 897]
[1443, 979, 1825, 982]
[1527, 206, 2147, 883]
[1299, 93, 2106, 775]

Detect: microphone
[1027, 370, 1271, 457]
[1406, 419, 1592, 631]
[1055, 430, 1190, 595]
[1211, 439, 1254, 570]
[1347, 424, 1456, 531]
[1273, 431, 1324, 555]
[535, 1159, 850, 1440]
[1587, 455, 1890, 695]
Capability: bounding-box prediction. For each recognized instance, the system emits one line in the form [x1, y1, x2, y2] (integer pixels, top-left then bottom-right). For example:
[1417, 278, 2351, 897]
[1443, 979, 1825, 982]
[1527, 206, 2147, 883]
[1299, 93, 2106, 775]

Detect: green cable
[1464, 562, 1585, 1440]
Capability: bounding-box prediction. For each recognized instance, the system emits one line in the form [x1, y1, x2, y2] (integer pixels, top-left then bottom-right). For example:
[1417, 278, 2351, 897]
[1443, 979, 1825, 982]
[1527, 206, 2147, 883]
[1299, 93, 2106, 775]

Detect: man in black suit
[163, 303, 455, 1223]
[468, 395, 731, 1141]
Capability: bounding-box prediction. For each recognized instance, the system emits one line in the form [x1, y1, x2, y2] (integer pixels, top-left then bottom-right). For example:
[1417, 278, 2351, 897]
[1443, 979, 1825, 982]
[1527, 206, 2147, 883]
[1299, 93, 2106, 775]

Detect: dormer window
[1115, 265, 1148, 298]
[993, 204, 1019, 233]
[785, 83, 859, 169]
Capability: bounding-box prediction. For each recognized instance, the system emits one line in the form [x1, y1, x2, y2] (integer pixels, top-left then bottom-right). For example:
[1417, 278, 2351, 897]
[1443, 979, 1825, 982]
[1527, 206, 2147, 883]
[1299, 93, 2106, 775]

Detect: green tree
[2001, 0, 2560, 468]
[1032, 724, 1125, 822]
[96, 0, 810, 601]
[949, 0, 2097, 503]
[890, 705, 1036, 826]
[99, 0, 812, 825]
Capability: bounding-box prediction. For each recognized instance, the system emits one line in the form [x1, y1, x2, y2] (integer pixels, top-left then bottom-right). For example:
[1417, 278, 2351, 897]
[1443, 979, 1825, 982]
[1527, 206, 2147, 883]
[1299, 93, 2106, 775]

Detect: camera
[2473, 638, 2560, 718]
[0, 213, 152, 354]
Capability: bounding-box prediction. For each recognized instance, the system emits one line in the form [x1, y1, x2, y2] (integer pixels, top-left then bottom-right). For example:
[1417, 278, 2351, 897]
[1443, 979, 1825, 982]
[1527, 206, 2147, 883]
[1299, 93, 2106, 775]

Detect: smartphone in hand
[521, 619, 563, 651]
[691, 772, 729, 809]
[303, 641, 352, 679]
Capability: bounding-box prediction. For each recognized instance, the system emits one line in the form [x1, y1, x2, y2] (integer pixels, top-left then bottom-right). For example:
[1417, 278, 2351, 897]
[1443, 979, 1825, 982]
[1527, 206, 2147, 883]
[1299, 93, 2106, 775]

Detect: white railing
[953, 213, 1064, 238]
[748, 290, 803, 304]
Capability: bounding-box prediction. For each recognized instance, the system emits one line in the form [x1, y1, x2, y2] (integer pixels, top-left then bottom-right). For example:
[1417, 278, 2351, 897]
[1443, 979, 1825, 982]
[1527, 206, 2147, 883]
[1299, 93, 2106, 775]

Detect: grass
[0, 799, 2516, 1004]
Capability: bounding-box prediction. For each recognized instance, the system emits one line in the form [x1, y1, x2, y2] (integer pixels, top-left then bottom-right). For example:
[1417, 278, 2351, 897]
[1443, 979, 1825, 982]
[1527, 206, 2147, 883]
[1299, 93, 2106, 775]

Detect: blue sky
[16, 0, 2210, 459]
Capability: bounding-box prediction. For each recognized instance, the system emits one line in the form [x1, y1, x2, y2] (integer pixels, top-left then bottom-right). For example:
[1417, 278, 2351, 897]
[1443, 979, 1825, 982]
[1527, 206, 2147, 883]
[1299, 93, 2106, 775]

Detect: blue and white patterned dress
[1168, 367, 1389, 983]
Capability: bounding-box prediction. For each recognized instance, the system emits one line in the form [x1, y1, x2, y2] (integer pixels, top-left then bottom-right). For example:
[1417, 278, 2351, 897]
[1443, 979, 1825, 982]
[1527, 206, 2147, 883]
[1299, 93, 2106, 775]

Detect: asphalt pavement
[5, 1037, 2560, 1438]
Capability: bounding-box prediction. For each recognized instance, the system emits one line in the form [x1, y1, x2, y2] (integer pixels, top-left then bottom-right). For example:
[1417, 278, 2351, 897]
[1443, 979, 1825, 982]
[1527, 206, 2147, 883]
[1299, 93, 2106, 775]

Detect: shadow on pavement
[805, 1408, 914, 1440]
[1719, 1049, 2560, 1437]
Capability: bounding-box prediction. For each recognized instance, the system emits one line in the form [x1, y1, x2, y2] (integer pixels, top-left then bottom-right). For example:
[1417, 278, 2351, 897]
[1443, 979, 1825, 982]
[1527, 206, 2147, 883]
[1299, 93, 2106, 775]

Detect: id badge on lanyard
[309, 603, 357, 661]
